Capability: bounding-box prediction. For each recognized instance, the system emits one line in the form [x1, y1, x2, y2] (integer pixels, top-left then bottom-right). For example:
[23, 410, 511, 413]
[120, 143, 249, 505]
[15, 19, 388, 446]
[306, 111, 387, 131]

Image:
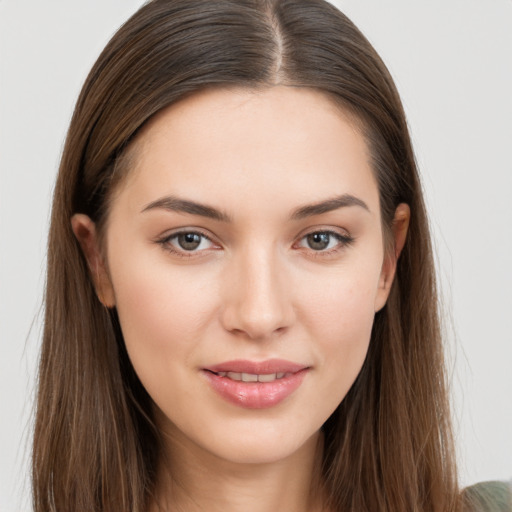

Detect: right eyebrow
[140, 195, 232, 222]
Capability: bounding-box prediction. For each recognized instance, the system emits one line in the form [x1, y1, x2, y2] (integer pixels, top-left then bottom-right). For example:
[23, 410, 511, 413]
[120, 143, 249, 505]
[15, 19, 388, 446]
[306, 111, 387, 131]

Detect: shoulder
[462, 480, 512, 512]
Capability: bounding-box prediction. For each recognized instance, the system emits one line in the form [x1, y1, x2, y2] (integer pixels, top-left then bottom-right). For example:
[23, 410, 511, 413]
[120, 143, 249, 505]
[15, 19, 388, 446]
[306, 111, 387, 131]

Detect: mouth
[202, 359, 310, 409]
[208, 371, 293, 383]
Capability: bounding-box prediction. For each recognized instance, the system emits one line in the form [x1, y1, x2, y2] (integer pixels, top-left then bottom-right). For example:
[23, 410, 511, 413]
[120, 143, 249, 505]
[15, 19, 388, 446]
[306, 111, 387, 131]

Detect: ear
[374, 203, 410, 312]
[71, 214, 115, 308]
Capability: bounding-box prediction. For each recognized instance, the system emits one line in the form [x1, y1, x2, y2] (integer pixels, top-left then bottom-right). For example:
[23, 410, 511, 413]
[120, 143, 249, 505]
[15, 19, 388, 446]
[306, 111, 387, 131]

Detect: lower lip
[203, 369, 308, 409]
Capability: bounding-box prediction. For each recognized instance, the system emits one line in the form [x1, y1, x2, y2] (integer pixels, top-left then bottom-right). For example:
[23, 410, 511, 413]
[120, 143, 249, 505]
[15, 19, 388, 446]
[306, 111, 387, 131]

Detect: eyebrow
[141, 196, 231, 222]
[290, 194, 370, 219]
[141, 193, 369, 222]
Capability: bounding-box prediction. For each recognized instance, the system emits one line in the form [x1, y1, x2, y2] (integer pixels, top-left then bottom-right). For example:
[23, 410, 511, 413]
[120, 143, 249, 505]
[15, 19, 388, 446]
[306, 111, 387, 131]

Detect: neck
[150, 429, 326, 512]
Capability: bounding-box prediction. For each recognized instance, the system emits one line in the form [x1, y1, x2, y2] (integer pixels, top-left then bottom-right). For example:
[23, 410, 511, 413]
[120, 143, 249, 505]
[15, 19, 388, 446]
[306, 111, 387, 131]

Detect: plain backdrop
[1, 0, 511, 509]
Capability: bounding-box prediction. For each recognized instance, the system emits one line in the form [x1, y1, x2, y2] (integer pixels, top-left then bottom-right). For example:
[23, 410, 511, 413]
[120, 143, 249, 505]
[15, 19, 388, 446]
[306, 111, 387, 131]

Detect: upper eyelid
[157, 227, 215, 242]
[295, 225, 352, 240]
[297, 230, 353, 244]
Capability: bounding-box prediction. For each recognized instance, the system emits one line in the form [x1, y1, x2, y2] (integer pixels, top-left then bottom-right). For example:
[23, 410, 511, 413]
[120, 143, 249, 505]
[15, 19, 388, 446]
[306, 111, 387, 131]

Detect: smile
[214, 371, 292, 382]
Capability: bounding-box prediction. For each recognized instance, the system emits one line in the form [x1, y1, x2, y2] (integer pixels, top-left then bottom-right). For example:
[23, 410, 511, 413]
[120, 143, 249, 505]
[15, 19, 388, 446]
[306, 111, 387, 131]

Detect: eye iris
[178, 233, 202, 250]
[307, 232, 330, 250]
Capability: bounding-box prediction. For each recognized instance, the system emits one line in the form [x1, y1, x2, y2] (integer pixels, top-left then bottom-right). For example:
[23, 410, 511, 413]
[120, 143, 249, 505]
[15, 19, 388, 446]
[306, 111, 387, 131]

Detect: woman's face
[76, 86, 401, 465]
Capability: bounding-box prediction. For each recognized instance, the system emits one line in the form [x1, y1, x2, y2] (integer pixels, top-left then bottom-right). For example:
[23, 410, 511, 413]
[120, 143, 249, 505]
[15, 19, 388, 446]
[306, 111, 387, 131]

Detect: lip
[203, 359, 310, 409]
[207, 359, 306, 375]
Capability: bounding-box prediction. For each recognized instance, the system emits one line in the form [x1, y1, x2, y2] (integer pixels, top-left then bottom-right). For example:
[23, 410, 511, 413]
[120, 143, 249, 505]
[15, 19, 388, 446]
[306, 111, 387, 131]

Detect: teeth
[258, 373, 277, 382]
[216, 372, 289, 382]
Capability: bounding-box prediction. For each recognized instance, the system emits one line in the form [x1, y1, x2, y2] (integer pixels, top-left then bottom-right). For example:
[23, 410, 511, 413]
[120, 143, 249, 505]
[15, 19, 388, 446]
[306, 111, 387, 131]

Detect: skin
[72, 86, 409, 512]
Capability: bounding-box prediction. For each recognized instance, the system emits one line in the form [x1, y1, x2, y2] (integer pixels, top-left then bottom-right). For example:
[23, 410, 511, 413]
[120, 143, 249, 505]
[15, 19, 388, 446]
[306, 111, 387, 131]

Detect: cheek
[108, 250, 219, 384]
[301, 254, 380, 331]
[297, 262, 380, 395]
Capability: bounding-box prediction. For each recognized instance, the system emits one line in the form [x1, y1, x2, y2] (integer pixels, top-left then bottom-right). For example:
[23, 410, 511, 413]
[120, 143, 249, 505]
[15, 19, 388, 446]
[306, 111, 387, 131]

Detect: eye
[158, 230, 217, 255]
[297, 230, 353, 252]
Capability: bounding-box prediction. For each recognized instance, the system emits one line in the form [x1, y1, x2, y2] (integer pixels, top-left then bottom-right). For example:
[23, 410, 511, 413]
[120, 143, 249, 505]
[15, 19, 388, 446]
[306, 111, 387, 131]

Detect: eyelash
[156, 229, 218, 258]
[294, 230, 355, 257]
[156, 229, 354, 258]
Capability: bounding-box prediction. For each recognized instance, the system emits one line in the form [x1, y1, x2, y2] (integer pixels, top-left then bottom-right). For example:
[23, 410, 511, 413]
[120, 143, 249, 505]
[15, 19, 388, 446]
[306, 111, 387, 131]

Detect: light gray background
[1, 0, 511, 510]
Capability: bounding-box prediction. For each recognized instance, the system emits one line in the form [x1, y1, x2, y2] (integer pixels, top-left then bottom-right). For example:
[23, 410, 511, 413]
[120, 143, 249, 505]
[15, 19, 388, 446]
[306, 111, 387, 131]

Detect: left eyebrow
[290, 194, 370, 220]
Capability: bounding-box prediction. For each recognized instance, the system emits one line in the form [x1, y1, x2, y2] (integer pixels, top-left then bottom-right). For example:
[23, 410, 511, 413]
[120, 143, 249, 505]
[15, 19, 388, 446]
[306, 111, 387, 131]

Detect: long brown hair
[33, 0, 460, 510]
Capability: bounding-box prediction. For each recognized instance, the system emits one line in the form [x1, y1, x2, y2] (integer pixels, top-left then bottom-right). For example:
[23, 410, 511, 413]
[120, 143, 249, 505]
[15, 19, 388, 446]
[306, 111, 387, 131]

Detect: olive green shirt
[463, 481, 512, 511]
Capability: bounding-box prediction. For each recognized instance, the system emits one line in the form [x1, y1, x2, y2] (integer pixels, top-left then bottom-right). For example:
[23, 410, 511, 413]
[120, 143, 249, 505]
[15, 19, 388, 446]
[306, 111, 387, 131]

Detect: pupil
[178, 233, 201, 250]
[307, 232, 330, 250]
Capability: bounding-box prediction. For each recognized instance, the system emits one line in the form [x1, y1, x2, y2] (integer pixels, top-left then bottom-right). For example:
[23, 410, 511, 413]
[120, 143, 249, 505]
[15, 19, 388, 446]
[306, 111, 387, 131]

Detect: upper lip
[205, 359, 308, 375]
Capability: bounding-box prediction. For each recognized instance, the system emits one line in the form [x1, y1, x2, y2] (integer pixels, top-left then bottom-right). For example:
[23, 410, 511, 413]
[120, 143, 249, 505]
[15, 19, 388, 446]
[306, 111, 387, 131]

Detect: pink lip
[203, 359, 310, 409]
[207, 359, 306, 374]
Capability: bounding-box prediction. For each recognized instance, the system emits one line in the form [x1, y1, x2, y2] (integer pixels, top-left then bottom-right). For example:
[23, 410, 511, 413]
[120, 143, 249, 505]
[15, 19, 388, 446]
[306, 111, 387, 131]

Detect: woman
[32, 0, 510, 511]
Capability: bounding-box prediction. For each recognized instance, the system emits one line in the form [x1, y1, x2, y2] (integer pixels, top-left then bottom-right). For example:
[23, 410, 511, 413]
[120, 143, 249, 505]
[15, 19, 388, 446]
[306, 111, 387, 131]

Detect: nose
[220, 246, 295, 340]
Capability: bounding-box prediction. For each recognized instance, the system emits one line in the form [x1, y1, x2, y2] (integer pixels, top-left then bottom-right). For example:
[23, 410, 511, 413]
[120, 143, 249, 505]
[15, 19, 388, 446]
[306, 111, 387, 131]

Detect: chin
[210, 431, 320, 466]
[159, 405, 322, 467]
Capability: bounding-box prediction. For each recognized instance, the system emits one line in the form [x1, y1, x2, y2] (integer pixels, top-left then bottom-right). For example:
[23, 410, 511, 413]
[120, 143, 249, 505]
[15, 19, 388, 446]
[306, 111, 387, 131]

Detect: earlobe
[70, 214, 116, 308]
[374, 203, 410, 312]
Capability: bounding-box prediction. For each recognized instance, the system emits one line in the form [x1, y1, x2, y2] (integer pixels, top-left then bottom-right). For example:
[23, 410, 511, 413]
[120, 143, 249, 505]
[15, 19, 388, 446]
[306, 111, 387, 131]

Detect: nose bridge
[221, 242, 293, 339]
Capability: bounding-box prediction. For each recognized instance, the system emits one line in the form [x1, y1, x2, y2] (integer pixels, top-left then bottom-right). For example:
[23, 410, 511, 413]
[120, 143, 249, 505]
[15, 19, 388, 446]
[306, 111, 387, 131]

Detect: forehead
[114, 86, 379, 218]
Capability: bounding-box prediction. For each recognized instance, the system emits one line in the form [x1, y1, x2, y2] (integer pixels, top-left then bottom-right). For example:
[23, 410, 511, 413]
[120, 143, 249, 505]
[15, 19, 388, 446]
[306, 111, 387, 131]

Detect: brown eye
[160, 231, 216, 254]
[306, 232, 331, 250]
[297, 230, 354, 253]
[177, 232, 202, 251]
